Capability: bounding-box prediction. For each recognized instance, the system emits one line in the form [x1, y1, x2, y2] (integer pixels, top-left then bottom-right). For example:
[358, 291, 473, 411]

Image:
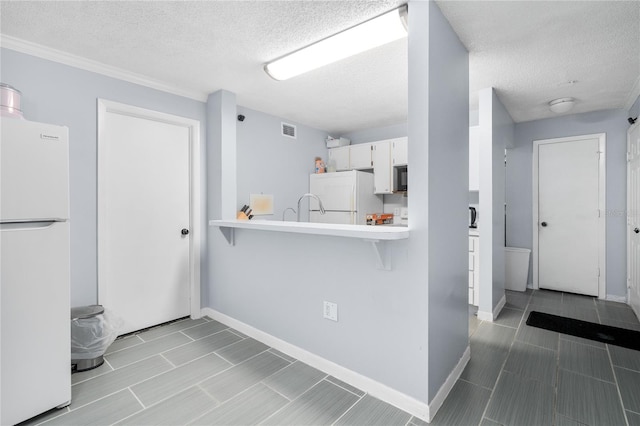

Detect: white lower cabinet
[469, 235, 479, 306]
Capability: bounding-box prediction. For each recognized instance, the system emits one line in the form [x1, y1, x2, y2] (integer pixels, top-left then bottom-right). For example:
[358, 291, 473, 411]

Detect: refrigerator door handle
[351, 185, 355, 212]
[0, 220, 59, 231]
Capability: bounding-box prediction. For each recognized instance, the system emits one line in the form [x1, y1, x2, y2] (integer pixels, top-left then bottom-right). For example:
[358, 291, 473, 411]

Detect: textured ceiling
[438, 0, 640, 123]
[0, 1, 638, 134]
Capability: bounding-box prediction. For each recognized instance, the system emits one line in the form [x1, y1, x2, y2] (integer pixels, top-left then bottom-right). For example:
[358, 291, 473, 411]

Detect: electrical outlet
[393, 207, 400, 216]
[323, 301, 338, 322]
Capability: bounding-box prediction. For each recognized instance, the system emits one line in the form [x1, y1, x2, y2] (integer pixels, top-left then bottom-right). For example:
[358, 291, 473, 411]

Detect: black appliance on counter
[396, 166, 408, 191]
[469, 207, 477, 228]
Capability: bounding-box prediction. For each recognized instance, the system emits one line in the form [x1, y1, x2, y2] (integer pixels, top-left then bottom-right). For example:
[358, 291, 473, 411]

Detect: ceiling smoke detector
[549, 97, 575, 114]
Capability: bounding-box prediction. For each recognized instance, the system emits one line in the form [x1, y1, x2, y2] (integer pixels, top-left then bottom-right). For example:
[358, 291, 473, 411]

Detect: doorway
[97, 100, 201, 335]
[628, 123, 640, 315]
[532, 133, 606, 297]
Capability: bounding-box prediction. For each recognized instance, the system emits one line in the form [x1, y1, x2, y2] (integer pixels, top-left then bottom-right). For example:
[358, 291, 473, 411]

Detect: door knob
[541, 222, 548, 227]
[181, 228, 189, 235]
[634, 228, 639, 234]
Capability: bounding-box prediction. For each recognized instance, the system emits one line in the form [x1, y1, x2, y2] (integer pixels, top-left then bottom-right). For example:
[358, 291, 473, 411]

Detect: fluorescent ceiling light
[265, 5, 408, 81]
[549, 97, 575, 114]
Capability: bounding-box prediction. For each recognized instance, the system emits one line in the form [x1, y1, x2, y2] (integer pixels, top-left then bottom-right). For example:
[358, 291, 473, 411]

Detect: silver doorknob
[541, 222, 548, 227]
[634, 228, 639, 234]
[181, 228, 189, 235]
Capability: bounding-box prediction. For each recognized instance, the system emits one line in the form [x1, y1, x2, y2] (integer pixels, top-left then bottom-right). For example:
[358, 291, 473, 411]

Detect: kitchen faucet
[297, 193, 325, 222]
[282, 207, 296, 221]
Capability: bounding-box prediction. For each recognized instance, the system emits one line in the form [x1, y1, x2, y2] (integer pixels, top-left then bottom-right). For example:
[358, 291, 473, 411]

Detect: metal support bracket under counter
[209, 219, 409, 270]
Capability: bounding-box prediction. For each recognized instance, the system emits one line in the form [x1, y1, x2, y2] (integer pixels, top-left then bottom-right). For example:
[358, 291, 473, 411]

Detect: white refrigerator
[1, 118, 71, 425]
[309, 170, 383, 225]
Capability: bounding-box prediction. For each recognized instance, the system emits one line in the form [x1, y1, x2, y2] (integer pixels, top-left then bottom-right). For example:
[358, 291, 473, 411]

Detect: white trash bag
[71, 306, 123, 360]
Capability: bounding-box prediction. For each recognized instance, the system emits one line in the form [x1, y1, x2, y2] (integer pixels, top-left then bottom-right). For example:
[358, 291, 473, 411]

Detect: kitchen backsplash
[383, 193, 408, 224]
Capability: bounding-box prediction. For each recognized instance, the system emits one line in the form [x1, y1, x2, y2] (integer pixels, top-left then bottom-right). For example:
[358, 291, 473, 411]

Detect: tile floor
[20, 289, 640, 426]
[433, 289, 640, 426]
[21, 316, 417, 426]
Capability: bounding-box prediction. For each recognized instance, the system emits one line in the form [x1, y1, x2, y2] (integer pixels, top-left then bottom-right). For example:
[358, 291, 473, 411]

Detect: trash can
[70, 305, 113, 372]
[505, 247, 531, 292]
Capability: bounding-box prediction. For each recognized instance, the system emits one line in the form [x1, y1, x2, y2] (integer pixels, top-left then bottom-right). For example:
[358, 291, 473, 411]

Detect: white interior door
[535, 135, 604, 296]
[628, 123, 640, 316]
[99, 107, 191, 335]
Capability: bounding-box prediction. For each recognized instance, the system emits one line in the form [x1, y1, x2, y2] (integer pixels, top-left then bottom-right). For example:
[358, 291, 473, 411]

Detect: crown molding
[0, 35, 208, 102]
[625, 75, 640, 111]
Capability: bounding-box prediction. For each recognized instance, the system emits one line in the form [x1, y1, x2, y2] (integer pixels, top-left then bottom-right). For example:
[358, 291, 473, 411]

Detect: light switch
[323, 301, 338, 322]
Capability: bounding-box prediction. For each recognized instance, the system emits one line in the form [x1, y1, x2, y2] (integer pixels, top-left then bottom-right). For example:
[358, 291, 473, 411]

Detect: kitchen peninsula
[206, 3, 469, 422]
[209, 219, 409, 270]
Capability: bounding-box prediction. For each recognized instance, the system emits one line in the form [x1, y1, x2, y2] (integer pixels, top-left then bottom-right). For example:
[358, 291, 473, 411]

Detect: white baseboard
[493, 294, 506, 319]
[477, 294, 506, 322]
[606, 294, 628, 303]
[202, 307, 468, 423]
[427, 345, 470, 420]
[528, 284, 625, 304]
[477, 310, 493, 321]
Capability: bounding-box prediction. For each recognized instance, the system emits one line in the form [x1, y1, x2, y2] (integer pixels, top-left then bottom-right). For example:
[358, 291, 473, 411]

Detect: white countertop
[209, 219, 409, 241]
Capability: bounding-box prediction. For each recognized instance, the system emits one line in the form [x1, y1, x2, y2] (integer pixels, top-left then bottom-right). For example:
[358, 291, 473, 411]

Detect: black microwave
[395, 166, 408, 191]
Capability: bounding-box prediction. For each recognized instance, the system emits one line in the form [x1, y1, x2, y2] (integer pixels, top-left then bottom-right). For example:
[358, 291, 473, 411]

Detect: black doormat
[526, 311, 640, 351]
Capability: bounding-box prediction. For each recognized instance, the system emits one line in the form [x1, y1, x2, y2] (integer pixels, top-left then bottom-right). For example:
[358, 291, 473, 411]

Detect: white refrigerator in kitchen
[309, 170, 383, 225]
[1, 118, 71, 425]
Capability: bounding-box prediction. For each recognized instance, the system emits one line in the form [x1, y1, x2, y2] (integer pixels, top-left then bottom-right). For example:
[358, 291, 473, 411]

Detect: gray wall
[236, 106, 329, 222]
[421, 0, 470, 398]
[478, 88, 513, 314]
[506, 109, 630, 297]
[630, 95, 640, 119]
[1, 48, 207, 307]
[206, 90, 238, 306]
[489, 90, 513, 306]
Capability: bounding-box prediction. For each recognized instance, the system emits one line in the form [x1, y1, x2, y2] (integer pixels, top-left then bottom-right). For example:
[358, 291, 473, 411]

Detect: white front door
[98, 102, 197, 335]
[628, 123, 640, 316]
[534, 134, 605, 297]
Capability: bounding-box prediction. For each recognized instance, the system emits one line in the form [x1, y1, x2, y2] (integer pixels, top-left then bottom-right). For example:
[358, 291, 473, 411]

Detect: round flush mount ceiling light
[549, 97, 575, 114]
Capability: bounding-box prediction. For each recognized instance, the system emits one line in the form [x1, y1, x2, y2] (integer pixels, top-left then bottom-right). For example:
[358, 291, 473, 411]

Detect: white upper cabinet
[372, 141, 392, 194]
[349, 143, 373, 170]
[328, 146, 350, 171]
[327, 137, 406, 195]
[469, 126, 480, 191]
[391, 137, 408, 166]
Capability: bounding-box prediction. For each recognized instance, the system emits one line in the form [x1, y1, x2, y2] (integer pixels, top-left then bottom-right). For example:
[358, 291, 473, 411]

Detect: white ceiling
[1, 1, 638, 135]
[439, 0, 640, 123]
